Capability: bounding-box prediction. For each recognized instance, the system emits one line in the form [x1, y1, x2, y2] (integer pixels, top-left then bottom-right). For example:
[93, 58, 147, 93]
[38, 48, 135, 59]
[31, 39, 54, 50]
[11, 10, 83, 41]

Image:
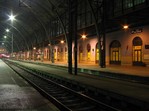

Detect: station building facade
[15, 0, 149, 67]
[50, 25, 149, 66]
[17, 25, 149, 67]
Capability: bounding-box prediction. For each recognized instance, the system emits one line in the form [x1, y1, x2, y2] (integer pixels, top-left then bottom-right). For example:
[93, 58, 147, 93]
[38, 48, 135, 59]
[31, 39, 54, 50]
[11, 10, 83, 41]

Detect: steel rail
[5, 60, 120, 111]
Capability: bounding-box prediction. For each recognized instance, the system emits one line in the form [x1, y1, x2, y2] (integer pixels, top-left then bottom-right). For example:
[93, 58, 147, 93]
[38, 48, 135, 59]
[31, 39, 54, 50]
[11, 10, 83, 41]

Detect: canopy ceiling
[0, 0, 67, 52]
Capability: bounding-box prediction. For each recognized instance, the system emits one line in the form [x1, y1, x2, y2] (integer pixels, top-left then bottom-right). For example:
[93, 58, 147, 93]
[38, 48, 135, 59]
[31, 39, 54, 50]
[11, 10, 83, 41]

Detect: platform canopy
[0, 0, 67, 52]
[1, 0, 149, 53]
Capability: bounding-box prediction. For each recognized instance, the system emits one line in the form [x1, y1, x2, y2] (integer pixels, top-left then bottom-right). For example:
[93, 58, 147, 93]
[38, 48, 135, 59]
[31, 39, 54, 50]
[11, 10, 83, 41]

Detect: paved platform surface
[22, 60, 149, 84]
[38, 61, 149, 77]
[0, 59, 59, 111]
[11, 60, 149, 104]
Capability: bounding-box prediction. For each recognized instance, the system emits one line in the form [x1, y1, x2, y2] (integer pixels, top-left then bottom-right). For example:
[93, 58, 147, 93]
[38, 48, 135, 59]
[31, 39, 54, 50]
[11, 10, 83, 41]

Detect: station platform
[10, 59, 149, 105]
[34, 60, 149, 77]
[21, 60, 149, 84]
[0, 59, 59, 111]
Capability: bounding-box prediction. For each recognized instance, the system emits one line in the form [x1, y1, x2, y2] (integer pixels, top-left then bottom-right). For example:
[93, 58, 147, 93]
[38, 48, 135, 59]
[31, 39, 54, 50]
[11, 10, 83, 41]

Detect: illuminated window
[132, 37, 142, 62]
[110, 40, 121, 64]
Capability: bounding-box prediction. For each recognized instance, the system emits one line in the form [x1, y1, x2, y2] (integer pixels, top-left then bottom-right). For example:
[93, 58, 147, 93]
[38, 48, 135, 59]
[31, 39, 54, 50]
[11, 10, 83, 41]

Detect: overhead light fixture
[6, 29, 10, 32]
[8, 12, 16, 23]
[4, 36, 7, 38]
[33, 47, 36, 50]
[123, 25, 129, 29]
[8, 14, 16, 22]
[82, 34, 86, 39]
[60, 40, 64, 44]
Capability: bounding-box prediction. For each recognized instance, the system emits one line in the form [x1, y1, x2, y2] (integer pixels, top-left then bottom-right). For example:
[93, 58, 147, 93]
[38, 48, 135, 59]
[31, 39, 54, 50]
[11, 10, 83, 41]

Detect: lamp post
[6, 29, 13, 57]
[7, 13, 16, 57]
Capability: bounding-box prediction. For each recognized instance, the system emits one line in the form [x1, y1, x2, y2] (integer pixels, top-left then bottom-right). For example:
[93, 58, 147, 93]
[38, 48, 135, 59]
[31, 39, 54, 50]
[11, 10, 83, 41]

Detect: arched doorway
[110, 40, 121, 64]
[132, 37, 143, 66]
[87, 44, 91, 61]
[95, 43, 99, 63]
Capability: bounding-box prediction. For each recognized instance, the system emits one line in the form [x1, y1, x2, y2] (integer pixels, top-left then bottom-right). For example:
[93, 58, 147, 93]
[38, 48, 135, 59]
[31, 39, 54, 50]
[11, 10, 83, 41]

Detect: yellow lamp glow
[123, 25, 128, 29]
[60, 40, 64, 44]
[82, 34, 86, 39]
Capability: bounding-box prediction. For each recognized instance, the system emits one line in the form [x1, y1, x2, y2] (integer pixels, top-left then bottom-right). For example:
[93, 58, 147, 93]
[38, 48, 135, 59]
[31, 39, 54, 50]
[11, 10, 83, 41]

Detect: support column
[74, 1, 78, 75]
[100, 0, 106, 68]
[87, 0, 106, 68]
[68, 0, 78, 74]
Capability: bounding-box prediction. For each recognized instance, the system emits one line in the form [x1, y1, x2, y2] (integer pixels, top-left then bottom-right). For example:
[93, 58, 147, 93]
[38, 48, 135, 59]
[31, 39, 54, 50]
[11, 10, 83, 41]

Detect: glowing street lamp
[82, 34, 86, 39]
[123, 25, 129, 29]
[60, 40, 64, 44]
[6, 29, 13, 57]
[33, 47, 36, 50]
[4, 36, 7, 39]
[6, 29, 10, 32]
[8, 14, 16, 22]
[8, 13, 16, 57]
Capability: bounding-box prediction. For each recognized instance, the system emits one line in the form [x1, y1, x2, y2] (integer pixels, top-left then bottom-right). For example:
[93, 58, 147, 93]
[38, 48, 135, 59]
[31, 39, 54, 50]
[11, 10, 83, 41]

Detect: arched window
[132, 37, 143, 65]
[133, 37, 142, 46]
[110, 40, 121, 64]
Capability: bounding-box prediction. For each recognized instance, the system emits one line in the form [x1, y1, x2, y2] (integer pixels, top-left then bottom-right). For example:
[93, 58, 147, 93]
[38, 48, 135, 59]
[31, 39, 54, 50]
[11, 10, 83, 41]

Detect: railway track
[18, 60, 149, 85]
[5, 60, 120, 111]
